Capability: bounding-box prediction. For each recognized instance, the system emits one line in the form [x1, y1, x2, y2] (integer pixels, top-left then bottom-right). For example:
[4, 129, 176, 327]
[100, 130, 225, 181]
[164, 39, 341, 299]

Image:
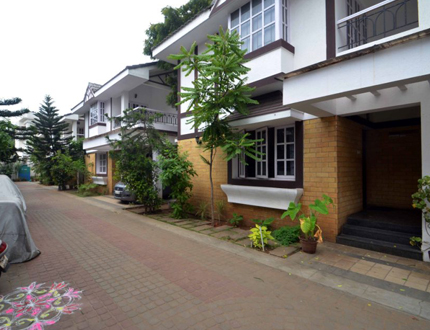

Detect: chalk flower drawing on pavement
[0, 282, 82, 330]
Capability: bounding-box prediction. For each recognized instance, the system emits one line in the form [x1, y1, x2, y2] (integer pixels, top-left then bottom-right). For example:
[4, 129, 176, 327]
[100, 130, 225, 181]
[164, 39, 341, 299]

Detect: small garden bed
[128, 209, 301, 259]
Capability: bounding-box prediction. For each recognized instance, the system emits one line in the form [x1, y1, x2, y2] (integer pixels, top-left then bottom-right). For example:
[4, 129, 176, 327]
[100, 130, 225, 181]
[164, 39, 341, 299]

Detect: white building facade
[71, 62, 178, 195]
[153, 0, 430, 261]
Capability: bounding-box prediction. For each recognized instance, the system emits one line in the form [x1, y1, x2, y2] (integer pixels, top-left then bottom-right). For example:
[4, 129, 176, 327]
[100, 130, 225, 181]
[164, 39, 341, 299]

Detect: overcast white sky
[0, 0, 189, 117]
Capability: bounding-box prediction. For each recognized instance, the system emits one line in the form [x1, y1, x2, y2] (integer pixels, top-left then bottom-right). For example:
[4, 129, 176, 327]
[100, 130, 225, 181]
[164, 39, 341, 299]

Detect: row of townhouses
[71, 0, 430, 261]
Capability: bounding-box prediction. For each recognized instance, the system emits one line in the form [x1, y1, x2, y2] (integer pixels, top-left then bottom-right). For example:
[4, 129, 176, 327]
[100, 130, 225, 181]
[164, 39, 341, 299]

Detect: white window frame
[90, 103, 98, 126]
[275, 125, 295, 180]
[99, 102, 105, 122]
[97, 153, 107, 175]
[229, 0, 278, 54]
[255, 127, 268, 178]
[238, 149, 246, 178]
[281, 0, 289, 41]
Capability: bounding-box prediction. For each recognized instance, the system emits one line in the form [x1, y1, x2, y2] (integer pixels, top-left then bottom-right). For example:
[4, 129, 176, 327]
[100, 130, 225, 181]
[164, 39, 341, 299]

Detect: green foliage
[229, 213, 243, 227]
[0, 97, 30, 164]
[107, 108, 166, 213]
[216, 200, 226, 224]
[50, 150, 89, 190]
[0, 120, 17, 164]
[143, 0, 212, 57]
[252, 217, 275, 229]
[282, 194, 334, 241]
[409, 236, 422, 249]
[0, 162, 14, 177]
[143, 0, 211, 106]
[77, 183, 100, 197]
[195, 202, 208, 220]
[248, 225, 274, 250]
[272, 226, 301, 246]
[169, 27, 259, 225]
[27, 95, 72, 184]
[0, 97, 29, 117]
[412, 176, 430, 223]
[159, 146, 197, 219]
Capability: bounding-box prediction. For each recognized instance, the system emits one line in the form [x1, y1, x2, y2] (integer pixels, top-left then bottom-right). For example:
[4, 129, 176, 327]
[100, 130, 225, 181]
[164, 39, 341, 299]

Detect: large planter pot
[300, 238, 318, 254]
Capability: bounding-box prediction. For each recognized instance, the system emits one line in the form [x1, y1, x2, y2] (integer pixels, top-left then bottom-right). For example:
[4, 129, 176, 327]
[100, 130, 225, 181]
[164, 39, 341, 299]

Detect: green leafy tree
[158, 146, 197, 218]
[143, 0, 212, 106]
[27, 95, 72, 184]
[107, 108, 167, 213]
[169, 27, 260, 225]
[0, 121, 17, 164]
[0, 97, 30, 165]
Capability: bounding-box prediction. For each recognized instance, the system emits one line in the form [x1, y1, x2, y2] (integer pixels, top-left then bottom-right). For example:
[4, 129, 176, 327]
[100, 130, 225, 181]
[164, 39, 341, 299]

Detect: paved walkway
[2, 182, 430, 330]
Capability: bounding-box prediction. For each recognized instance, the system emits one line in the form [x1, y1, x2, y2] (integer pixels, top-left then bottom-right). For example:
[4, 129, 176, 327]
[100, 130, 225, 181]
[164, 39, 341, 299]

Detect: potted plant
[282, 194, 334, 254]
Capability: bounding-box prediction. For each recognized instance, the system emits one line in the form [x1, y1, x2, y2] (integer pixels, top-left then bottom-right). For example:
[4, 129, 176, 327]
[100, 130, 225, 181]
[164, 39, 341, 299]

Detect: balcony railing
[133, 107, 178, 126]
[337, 0, 418, 51]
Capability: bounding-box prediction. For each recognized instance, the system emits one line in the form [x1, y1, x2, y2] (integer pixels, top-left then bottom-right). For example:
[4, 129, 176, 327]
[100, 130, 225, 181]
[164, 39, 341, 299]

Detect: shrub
[159, 147, 196, 219]
[272, 225, 301, 246]
[196, 202, 208, 220]
[252, 217, 275, 230]
[77, 183, 100, 197]
[216, 200, 226, 224]
[229, 213, 243, 227]
[410, 236, 422, 249]
[412, 176, 430, 223]
[248, 225, 274, 250]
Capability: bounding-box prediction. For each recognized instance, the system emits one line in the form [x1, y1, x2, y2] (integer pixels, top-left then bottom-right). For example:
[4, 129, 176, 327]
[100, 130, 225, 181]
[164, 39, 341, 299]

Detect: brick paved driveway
[1, 182, 429, 330]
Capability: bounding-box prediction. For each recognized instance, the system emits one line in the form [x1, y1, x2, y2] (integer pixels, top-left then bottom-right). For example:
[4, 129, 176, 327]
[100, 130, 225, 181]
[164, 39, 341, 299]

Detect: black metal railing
[338, 0, 418, 51]
[127, 107, 178, 126]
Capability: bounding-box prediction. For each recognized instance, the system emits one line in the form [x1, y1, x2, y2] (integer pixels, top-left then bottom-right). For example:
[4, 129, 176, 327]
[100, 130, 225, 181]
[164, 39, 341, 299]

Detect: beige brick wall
[303, 116, 363, 242]
[84, 153, 116, 195]
[337, 117, 363, 231]
[177, 139, 287, 228]
[178, 116, 364, 242]
[366, 125, 421, 209]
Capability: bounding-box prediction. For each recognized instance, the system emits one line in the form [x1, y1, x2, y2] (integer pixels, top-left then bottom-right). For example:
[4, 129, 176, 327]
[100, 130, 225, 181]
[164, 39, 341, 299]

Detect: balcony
[83, 107, 177, 152]
[337, 0, 418, 52]
[131, 107, 178, 128]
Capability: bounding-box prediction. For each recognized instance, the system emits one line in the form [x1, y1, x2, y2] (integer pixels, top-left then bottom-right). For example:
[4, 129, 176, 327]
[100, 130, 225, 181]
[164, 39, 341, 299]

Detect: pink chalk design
[0, 282, 82, 330]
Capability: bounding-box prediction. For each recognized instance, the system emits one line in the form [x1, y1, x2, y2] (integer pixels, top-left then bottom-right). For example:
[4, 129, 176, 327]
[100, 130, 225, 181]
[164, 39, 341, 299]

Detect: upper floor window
[90, 102, 105, 126]
[231, 0, 284, 54]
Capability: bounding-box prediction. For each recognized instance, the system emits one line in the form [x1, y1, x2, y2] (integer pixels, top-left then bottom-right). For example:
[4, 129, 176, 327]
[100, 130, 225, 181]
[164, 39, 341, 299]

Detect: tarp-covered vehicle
[0, 175, 40, 263]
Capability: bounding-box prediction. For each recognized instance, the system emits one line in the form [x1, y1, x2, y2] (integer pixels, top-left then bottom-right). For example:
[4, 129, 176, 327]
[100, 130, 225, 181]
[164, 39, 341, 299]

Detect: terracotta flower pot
[300, 238, 318, 254]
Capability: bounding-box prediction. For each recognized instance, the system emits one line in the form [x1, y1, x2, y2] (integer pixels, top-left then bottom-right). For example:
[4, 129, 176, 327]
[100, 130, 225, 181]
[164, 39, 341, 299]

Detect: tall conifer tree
[0, 97, 30, 165]
[27, 95, 71, 183]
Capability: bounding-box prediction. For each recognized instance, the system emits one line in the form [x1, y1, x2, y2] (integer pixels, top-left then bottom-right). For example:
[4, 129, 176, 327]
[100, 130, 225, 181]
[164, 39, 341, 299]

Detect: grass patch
[272, 225, 301, 246]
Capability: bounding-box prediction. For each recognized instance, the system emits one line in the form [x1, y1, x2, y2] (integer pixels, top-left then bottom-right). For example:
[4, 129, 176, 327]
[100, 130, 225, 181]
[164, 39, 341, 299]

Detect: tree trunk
[209, 148, 215, 226]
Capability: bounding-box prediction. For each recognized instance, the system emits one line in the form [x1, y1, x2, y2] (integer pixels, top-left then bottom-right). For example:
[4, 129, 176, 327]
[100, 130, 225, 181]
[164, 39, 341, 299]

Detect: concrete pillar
[84, 113, 89, 138]
[421, 95, 430, 262]
[71, 121, 78, 141]
[121, 92, 129, 116]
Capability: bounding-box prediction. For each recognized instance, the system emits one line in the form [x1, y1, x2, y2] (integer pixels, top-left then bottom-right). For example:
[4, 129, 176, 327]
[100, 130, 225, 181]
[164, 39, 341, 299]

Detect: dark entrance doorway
[337, 107, 423, 260]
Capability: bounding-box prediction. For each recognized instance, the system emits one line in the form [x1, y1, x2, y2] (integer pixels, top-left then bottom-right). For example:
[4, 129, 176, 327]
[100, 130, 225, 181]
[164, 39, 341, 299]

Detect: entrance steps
[336, 210, 422, 260]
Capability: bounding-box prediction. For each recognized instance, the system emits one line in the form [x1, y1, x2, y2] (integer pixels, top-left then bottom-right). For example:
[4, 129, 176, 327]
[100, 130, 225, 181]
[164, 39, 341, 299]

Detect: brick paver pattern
[2, 182, 430, 330]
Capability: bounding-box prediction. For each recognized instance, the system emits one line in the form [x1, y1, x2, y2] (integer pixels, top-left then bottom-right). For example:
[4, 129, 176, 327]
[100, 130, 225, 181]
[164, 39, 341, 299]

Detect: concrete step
[336, 234, 422, 261]
[347, 216, 421, 236]
[341, 224, 413, 245]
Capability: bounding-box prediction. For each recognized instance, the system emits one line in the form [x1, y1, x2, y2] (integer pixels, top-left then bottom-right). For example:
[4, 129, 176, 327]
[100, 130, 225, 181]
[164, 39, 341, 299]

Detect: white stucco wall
[129, 84, 176, 113]
[289, 0, 327, 70]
